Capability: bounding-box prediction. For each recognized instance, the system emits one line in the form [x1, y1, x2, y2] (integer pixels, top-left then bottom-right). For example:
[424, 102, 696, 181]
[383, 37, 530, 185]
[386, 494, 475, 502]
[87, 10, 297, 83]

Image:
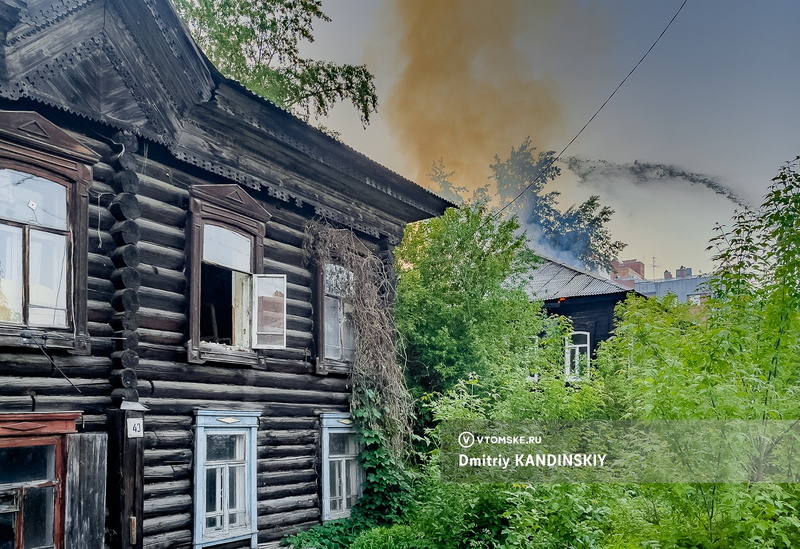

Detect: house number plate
[127, 417, 144, 438]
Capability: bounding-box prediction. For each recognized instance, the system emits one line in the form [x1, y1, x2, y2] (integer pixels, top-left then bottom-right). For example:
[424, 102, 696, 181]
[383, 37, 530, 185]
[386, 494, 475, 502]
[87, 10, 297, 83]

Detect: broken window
[188, 185, 286, 364]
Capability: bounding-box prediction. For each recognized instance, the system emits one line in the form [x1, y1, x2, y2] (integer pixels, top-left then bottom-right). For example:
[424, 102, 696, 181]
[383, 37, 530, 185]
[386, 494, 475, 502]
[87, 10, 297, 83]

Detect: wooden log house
[0, 1, 450, 548]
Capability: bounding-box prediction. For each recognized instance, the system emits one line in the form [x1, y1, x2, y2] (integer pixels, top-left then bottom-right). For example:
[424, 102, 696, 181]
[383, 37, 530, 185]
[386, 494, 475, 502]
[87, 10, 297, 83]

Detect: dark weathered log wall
[93, 144, 356, 548]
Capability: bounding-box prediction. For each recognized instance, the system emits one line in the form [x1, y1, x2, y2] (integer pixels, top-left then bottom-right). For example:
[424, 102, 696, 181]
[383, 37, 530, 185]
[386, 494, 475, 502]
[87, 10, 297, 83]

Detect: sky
[300, 0, 800, 277]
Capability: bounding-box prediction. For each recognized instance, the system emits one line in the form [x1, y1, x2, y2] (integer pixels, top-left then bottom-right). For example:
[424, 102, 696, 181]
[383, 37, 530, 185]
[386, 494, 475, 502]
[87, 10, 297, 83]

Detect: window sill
[317, 358, 353, 375]
[0, 327, 89, 354]
[187, 340, 259, 366]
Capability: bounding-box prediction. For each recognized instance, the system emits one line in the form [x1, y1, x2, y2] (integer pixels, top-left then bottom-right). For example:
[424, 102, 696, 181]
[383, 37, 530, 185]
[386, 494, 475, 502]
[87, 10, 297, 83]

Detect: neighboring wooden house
[0, 1, 450, 548]
[527, 258, 634, 379]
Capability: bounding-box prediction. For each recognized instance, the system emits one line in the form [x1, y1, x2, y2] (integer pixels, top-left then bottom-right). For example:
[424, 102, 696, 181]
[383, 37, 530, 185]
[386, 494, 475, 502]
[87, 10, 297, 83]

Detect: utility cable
[496, 0, 689, 217]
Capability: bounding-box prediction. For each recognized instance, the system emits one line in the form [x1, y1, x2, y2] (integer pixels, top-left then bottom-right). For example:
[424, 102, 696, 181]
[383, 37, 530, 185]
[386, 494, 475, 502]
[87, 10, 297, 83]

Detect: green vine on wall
[303, 220, 414, 525]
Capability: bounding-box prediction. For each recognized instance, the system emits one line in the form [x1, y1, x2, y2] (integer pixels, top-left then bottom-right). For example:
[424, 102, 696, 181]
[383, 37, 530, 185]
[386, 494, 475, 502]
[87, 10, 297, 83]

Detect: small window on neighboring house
[0, 111, 98, 352]
[320, 413, 362, 521]
[316, 264, 355, 374]
[565, 331, 591, 381]
[188, 185, 286, 365]
[193, 410, 260, 549]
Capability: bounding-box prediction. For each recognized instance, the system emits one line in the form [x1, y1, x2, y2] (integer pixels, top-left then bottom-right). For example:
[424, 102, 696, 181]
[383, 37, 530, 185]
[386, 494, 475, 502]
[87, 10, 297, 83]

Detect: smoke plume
[566, 157, 749, 208]
[383, 0, 567, 191]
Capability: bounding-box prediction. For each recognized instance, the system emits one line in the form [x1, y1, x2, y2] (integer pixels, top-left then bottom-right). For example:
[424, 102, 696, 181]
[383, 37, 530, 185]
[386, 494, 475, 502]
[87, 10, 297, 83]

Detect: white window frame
[320, 413, 362, 521]
[565, 331, 591, 381]
[193, 410, 260, 549]
[252, 274, 287, 349]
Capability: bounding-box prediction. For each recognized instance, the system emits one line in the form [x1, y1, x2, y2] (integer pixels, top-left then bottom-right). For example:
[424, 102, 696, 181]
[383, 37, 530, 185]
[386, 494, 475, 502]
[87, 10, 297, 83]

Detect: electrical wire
[495, 0, 689, 217]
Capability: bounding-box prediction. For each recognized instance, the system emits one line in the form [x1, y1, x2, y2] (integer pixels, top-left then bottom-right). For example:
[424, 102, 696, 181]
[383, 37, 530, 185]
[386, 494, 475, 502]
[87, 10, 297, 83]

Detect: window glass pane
[203, 224, 250, 272]
[0, 510, 15, 548]
[324, 296, 341, 359]
[255, 276, 285, 347]
[22, 486, 54, 548]
[324, 264, 353, 297]
[0, 169, 66, 230]
[342, 308, 355, 363]
[345, 458, 360, 509]
[0, 224, 22, 324]
[205, 467, 220, 514]
[0, 445, 55, 484]
[329, 460, 342, 511]
[206, 434, 242, 461]
[330, 433, 357, 456]
[228, 465, 247, 529]
[29, 230, 68, 327]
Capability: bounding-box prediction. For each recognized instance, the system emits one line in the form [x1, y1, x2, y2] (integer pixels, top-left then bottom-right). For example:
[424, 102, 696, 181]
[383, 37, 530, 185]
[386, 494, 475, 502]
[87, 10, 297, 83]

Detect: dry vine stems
[303, 219, 412, 457]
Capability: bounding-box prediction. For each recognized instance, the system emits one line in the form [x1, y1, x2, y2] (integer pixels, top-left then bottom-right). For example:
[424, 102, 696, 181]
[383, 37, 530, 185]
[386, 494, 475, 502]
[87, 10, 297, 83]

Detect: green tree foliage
[395, 201, 545, 395]
[174, 0, 378, 125]
[492, 138, 626, 272]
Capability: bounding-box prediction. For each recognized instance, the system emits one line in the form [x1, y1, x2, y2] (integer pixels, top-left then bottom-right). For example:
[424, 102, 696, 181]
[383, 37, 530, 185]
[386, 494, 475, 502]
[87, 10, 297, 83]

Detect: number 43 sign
[127, 417, 144, 438]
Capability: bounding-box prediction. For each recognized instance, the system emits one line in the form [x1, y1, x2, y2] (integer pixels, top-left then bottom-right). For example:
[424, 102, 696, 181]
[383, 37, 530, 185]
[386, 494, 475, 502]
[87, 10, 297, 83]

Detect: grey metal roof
[526, 258, 633, 301]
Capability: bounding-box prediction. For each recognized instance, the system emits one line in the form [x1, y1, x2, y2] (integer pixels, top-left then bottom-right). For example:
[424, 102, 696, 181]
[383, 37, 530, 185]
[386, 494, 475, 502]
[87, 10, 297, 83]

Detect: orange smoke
[384, 0, 565, 195]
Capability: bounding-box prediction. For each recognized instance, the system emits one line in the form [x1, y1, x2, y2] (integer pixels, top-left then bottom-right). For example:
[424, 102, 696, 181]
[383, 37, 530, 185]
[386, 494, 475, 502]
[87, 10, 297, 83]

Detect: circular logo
[458, 431, 475, 449]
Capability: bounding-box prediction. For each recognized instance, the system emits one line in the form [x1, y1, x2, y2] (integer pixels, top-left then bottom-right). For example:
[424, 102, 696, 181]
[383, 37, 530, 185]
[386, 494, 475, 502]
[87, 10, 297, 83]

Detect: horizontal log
[143, 494, 191, 518]
[138, 195, 186, 228]
[88, 252, 114, 279]
[258, 521, 321, 544]
[110, 267, 141, 290]
[112, 288, 140, 313]
[138, 217, 185, 250]
[87, 229, 115, 255]
[136, 171, 189, 209]
[110, 220, 141, 246]
[113, 330, 139, 352]
[138, 241, 184, 270]
[86, 322, 114, 336]
[136, 343, 183, 362]
[258, 444, 316, 460]
[0, 354, 113, 377]
[110, 368, 138, 389]
[257, 508, 319, 530]
[259, 417, 318, 430]
[138, 398, 265, 415]
[258, 494, 317, 515]
[258, 429, 316, 446]
[111, 310, 139, 332]
[263, 258, 311, 286]
[110, 193, 141, 221]
[137, 264, 185, 294]
[135, 360, 347, 392]
[143, 448, 192, 467]
[143, 464, 191, 482]
[111, 245, 141, 269]
[88, 202, 115, 230]
[111, 131, 139, 154]
[110, 152, 137, 172]
[142, 512, 190, 536]
[143, 430, 193, 449]
[138, 287, 184, 314]
[142, 528, 192, 549]
[258, 455, 315, 473]
[111, 169, 140, 193]
[141, 415, 192, 430]
[257, 482, 317, 502]
[87, 277, 114, 303]
[262, 239, 303, 267]
[143, 479, 190, 499]
[25, 396, 112, 415]
[137, 379, 347, 406]
[138, 328, 184, 347]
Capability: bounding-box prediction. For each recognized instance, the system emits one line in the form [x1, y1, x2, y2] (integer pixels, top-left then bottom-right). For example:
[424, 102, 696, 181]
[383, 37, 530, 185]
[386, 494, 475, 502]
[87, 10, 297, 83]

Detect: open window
[188, 185, 286, 365]
[193, 410, 260, 549]
[565, 331, 591, 381]
[315, 264, 355, 374]
[320, 413, 362, 521]
[0, 111, 98, 352]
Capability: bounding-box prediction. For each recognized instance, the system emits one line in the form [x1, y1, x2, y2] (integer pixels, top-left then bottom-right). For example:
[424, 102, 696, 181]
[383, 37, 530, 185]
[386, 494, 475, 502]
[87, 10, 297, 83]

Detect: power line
[496, 0, 689, 217]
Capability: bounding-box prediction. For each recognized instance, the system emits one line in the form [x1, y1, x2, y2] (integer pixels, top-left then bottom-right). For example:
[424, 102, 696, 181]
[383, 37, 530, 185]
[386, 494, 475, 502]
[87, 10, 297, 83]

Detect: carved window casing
[187, 185, 286, 366]
[319, 413, 362, 521]
[0, 111, 98, 352]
